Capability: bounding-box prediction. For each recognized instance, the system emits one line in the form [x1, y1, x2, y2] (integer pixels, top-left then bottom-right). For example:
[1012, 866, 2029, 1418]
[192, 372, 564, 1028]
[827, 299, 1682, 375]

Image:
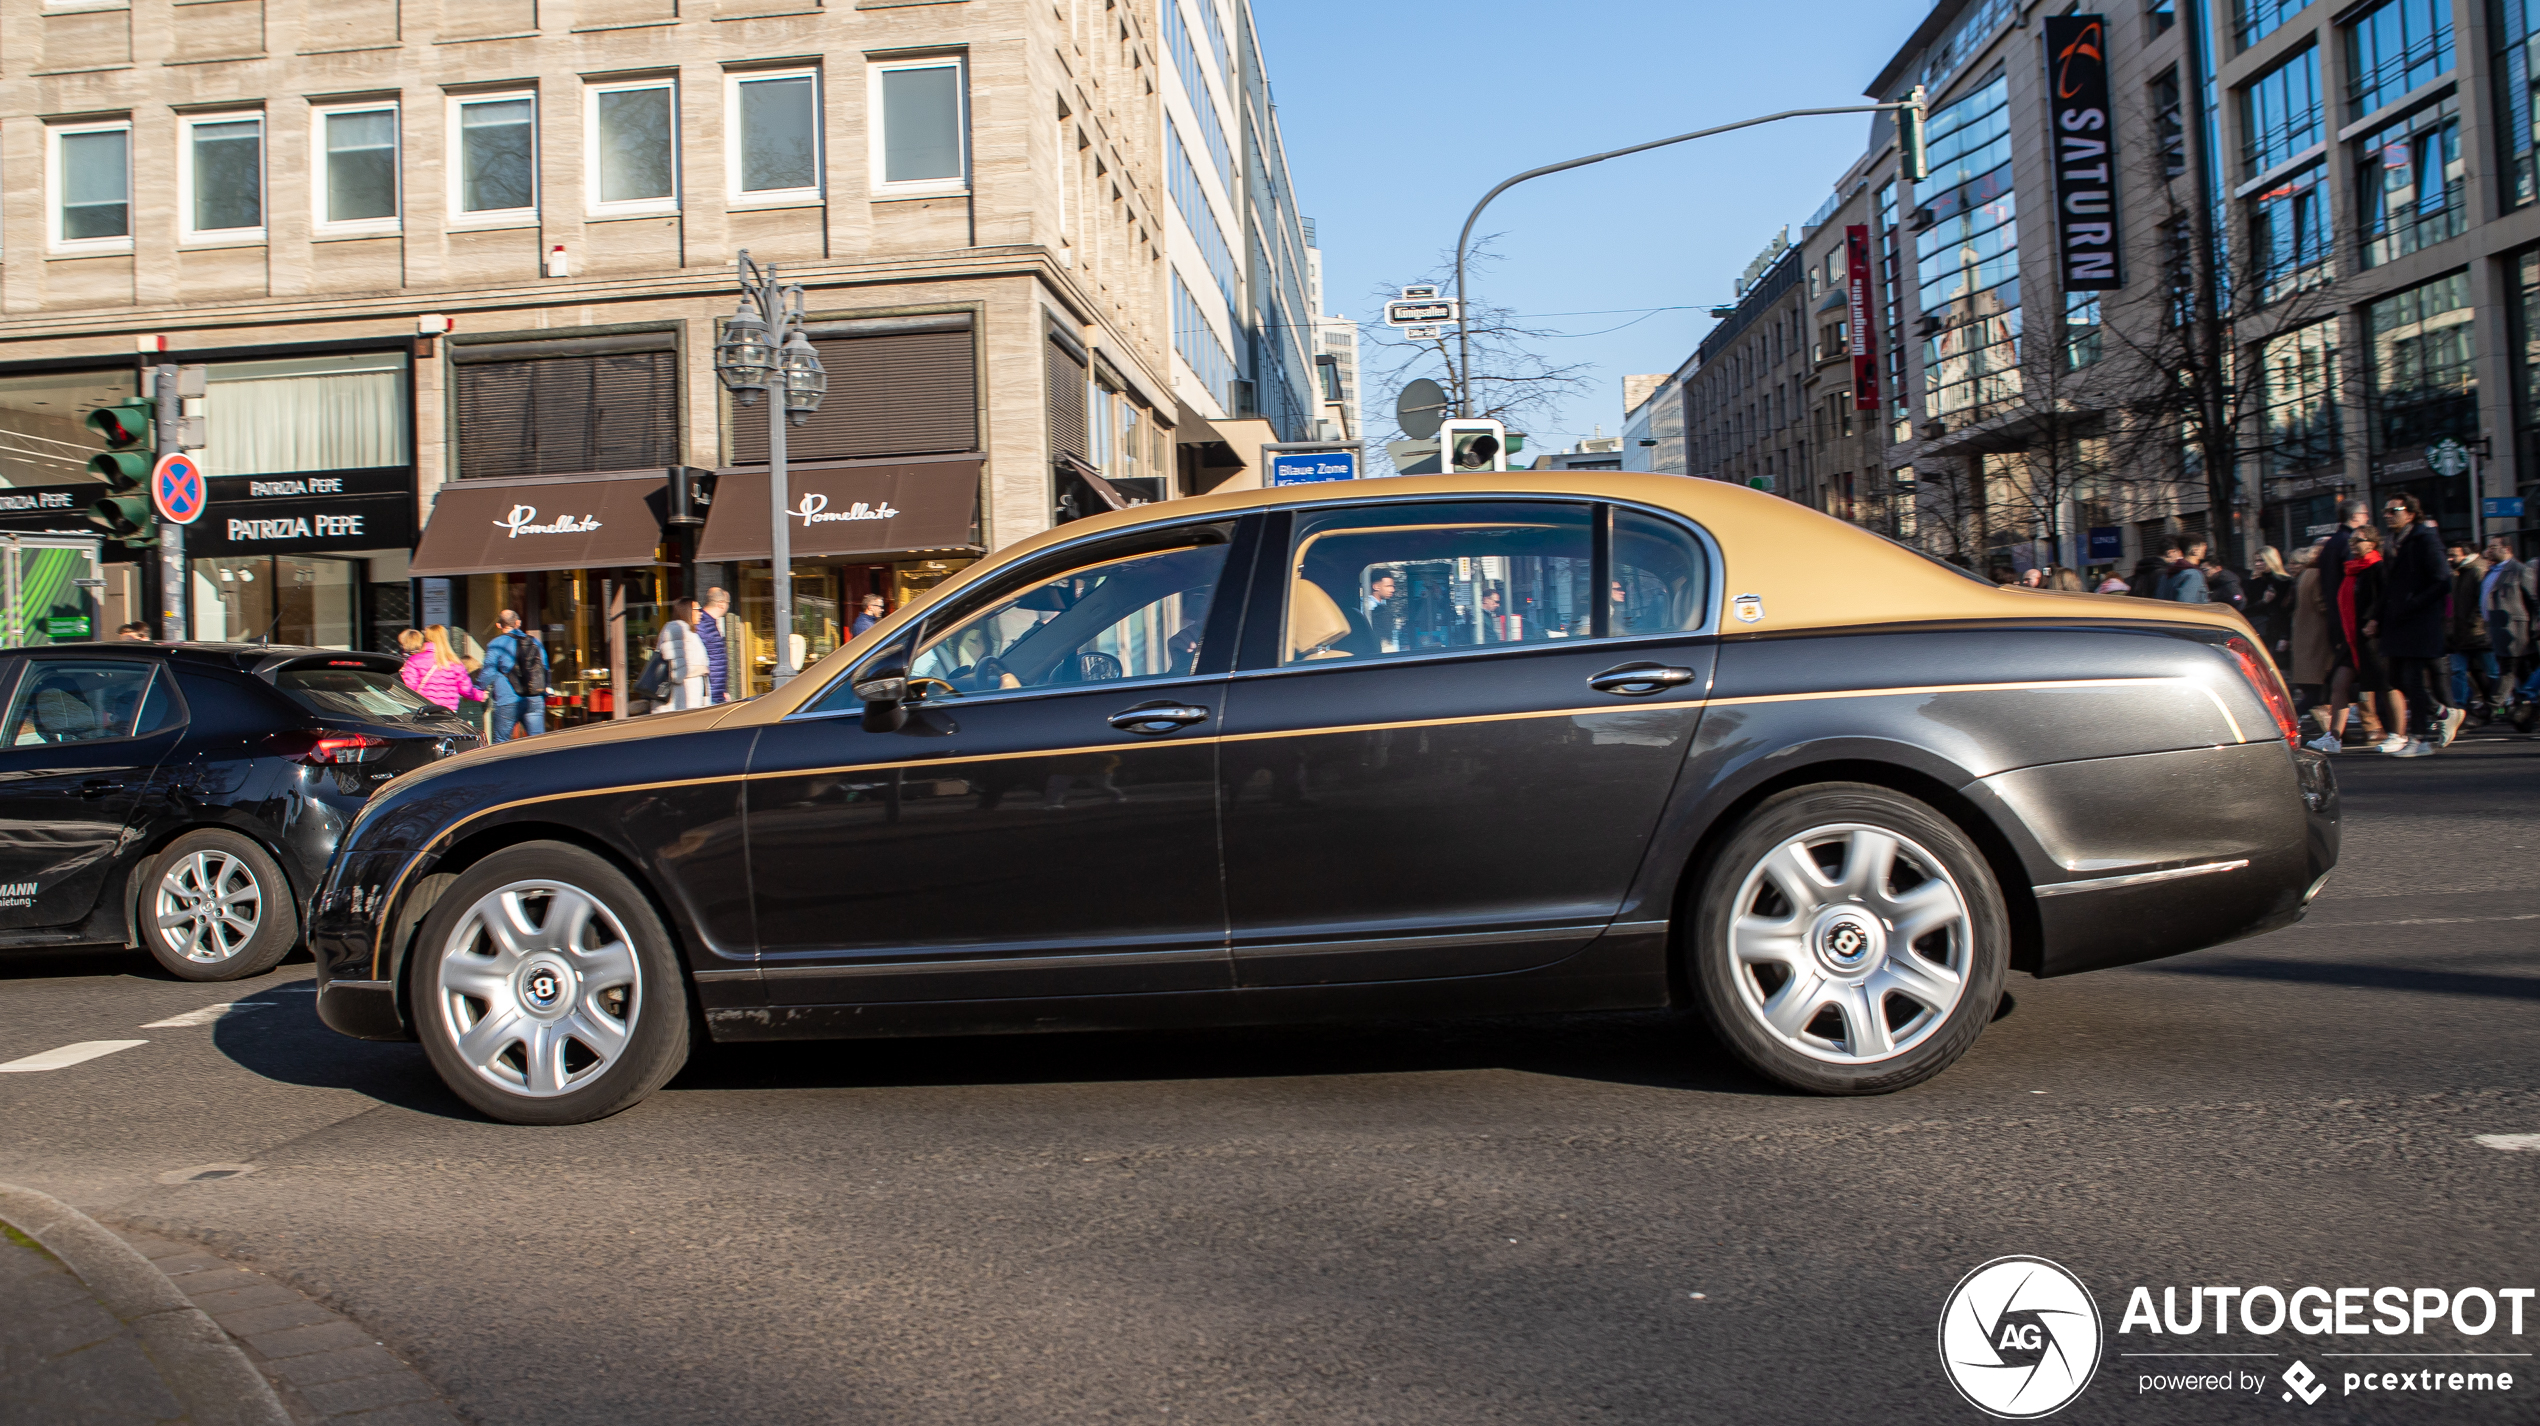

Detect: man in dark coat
[2371, 493, 2461, 753]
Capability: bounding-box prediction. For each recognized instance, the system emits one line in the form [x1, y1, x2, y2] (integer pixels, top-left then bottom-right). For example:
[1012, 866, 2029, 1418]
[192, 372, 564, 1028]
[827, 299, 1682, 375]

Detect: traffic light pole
[766, 287, 794, 688]
[1448, 95, 1926, 419]
[154, 363, 182, 641]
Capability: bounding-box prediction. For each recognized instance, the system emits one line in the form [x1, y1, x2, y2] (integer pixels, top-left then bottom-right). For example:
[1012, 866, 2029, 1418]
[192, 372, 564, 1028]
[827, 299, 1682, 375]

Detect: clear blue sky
[1251, 0, 1924, 451]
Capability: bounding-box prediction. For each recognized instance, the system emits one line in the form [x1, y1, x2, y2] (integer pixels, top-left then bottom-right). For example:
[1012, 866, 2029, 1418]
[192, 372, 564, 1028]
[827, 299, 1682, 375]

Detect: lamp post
[713, 251, 826, 687]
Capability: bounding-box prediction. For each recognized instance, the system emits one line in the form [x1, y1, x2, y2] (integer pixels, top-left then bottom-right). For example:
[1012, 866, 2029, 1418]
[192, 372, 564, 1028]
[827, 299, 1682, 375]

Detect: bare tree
[1360, 241, 1595, 473]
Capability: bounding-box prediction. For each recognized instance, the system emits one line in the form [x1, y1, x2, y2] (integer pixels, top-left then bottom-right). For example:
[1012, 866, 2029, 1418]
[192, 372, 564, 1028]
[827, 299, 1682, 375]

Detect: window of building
[2365, 270, 2476, 454]
[201, 353, 410, 477]
[313, 104, 399, 234]
[452, 337, 681, 478]
[50, 121, 131, 251]
[586, 79, 678, 215]
[729, 318, 979, 464]
[2065, 290, 2103, 369]
[729, 69, 821, 202]
[2151, 69, 2187, 178]
[1171, 270, 1237, 411]
[2510, 247, 2540, 499]
[452, 93, 536, 221]
[2259, 320, 2341, 474]
[2498, 0, 2540, 208]
[2243, 46, 2323, 178]
[181, 114, 263, 240]
[2357, 97, 2464, 267]
[871, 58, 967, 195]
[2149, 0, 2177, 36]
[2236, 0, 2312, 49]
[2249, 162, 2330, 301]
[1916, 73, 2022, 426]
[2347, 0, 2452, 118]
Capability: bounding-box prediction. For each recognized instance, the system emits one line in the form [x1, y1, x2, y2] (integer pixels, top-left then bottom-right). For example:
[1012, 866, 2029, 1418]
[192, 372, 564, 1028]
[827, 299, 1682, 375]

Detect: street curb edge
[0, 1180, 293, 1426]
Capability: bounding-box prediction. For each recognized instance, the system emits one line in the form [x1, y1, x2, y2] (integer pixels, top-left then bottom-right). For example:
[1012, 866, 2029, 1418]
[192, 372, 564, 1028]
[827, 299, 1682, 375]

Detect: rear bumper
[1982, 741, 2338, 978]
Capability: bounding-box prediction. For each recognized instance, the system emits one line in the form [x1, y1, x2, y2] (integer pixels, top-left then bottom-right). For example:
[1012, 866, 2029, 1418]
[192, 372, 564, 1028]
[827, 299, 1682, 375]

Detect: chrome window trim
[760, 945, 1229, 979]
[782, 667, 1229, 721]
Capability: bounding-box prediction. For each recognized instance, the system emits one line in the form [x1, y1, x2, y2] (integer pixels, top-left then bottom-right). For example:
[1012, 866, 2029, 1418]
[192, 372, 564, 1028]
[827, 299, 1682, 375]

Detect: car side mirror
[853, 658, 909, 732]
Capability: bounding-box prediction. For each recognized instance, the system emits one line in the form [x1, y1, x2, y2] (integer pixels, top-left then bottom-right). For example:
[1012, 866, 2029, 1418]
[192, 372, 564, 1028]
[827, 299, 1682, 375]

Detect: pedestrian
[2047, 566, 2086, 592]
[851, 594, 886, 637]
[2319, 499, 2370, 620]
[2319, 528, 2393, 752]
[2446, 541, 2499, 717]
[114, 621, 152, 641]
[696, 586, 734, 703]
[2161, 548, 2210, 603]
[475, 610, 548, 743]
[654, 598, 711, 712]
[2484, 535, 2537, 730]
[2290, 545, 2334, 738]
[2199, 553, 2246, 612]
[2130, 550, 2168, 599]
[404, 624, 484, 713]
[2246, 546, 2296, 661]
[2018, 566, 2045, 588]
[2370, 493, 2462, 756]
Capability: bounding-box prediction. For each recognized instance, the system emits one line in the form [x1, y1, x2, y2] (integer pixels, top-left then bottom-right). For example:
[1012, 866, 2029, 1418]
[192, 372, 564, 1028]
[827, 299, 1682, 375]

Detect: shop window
[454, 341, 680, 479]
[730, 69, 821, 201]
[453, 94, 537, 221]
[588, 79, 678, 214]
[202, 353, 411, 478]
[314, 104, 400, 234]
[182, 114, 263, 240]
[728, 319, 979, 463]
[50, 121, 131, 251]
[0, 369, 140, 486]
[871, 57, 967, 195]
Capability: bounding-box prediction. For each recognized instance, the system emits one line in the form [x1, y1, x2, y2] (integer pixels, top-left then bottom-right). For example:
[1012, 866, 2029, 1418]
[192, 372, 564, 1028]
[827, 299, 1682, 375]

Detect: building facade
[0, 0, 1324, 694]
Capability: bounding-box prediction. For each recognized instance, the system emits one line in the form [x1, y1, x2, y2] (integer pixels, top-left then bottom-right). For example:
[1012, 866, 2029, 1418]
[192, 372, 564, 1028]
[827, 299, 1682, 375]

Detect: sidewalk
[0, 1183, 459, 1426]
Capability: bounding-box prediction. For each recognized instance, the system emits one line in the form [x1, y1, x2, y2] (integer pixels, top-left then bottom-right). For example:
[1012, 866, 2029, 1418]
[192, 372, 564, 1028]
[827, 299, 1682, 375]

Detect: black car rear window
[272, 665, 441, 720]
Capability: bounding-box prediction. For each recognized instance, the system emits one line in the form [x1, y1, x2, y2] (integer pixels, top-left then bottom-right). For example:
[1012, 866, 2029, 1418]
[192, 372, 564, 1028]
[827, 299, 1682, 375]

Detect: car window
[1281, 501, 1593, 665]
[901, 530, 1231, 699]
[1611, 509, 1712, 634]
[4, 660, 161, 747]
[273, 663, 442, 720]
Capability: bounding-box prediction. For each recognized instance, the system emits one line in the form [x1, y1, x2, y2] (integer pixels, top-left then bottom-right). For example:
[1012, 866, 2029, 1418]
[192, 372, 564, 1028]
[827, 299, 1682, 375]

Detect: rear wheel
[412, 842, 689, 1124]
[142, 830, 296, 982]
[1690, 783, 2007, 1095]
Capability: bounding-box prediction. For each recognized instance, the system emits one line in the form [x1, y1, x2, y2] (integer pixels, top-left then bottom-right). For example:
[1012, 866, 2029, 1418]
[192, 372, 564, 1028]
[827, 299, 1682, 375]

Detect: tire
[141, 830, 297, 982]
[1689, 783, 2008, 1095]
[410, 841, 689, 1124]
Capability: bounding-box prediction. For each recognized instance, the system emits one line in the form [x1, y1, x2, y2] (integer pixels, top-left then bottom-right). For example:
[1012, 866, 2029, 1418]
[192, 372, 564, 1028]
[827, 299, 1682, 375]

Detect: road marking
[0, 1040, 147, 1072]
[2474, 1133, 2540, 1152]
[142, 1001, 274, 1028]
[2304, 914, 2540, 929]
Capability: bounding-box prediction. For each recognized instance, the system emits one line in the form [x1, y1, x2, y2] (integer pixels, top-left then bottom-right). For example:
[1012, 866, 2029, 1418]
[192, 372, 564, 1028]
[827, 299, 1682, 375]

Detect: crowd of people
[1997, 498, 2539, 758]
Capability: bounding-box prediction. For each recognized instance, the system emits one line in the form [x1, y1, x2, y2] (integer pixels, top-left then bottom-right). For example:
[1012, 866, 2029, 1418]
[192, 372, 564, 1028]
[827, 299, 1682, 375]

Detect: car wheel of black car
[1691, 783, 2007, 1096]
[412, 842, 690, 1125]
[142, 830, 298, 982]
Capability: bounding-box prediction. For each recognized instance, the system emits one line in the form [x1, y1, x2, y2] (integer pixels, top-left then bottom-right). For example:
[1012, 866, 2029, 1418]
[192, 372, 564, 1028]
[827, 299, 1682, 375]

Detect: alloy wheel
[434, 880, 642, 1098]
[153, 850, 265, 965]
[1726, 822, 1972, 1064]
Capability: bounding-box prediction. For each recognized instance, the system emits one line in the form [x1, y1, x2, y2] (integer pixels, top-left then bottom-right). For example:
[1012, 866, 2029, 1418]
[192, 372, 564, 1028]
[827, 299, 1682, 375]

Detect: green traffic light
[88, 449, 155, 484]
[88, 493, 157, 544]
[85, 398, 153, 449]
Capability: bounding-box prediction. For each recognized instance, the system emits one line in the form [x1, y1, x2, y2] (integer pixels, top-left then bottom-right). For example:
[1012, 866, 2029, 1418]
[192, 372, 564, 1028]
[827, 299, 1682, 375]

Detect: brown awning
[409, 471, 669, 577]
[695, 459, 981, 562]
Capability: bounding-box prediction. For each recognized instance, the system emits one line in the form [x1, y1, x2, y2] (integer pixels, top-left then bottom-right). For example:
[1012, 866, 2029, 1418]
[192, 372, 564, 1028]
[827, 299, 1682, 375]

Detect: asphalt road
[4, 739, 2536, 1425]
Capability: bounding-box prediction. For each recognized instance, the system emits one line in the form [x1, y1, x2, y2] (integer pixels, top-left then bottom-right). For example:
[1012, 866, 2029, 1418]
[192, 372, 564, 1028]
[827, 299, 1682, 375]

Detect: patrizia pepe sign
[494, 505, 603, 538]
[2045, 14, 2124, 291]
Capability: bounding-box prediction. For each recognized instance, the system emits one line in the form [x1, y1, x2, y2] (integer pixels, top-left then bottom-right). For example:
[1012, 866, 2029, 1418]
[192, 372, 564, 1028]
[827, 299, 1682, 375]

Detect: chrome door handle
[1108, 703, 1211, 734]
[1587, 663, 1695, 696]
[79, 779, 127, 797]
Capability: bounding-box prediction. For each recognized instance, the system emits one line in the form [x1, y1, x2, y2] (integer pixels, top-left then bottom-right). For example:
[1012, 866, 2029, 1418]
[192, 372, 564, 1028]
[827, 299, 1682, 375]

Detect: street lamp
[712, 251, 826, 688]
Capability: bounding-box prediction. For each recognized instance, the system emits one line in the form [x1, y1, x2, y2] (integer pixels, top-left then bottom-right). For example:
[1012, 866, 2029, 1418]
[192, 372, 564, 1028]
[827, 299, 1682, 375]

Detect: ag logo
[1938, 1256, 2102, 1418]
[1731, 592, 1765, 624]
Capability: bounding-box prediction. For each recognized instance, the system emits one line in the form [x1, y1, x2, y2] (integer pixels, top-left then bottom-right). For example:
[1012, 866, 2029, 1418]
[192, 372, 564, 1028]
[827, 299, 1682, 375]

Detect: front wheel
[1689, 783, 2008, 1095]
[412, 842, 690, 1124]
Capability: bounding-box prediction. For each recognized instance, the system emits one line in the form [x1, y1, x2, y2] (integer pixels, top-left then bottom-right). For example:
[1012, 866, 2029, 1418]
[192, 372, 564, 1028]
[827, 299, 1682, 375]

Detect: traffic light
[1898, 85, 1930, 182]
[1440, 419, 1508, 473]
[85, 396, 158, 548]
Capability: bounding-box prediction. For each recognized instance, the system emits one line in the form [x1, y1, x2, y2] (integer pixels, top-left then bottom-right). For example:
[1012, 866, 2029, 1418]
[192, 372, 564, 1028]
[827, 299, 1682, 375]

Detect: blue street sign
[2484, 496, 2526, 518]
[2086, 526, 2123, 560]
[1268, 449, 1358, 486]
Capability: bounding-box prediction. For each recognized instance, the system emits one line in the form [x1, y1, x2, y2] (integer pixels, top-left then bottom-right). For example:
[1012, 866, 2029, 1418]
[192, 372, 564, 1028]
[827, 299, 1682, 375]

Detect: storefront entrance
[192, 554, 367, 648]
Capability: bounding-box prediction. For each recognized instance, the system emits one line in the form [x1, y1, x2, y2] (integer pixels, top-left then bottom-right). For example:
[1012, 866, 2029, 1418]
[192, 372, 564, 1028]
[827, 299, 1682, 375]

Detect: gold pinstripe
[362, 675, 2250, 974]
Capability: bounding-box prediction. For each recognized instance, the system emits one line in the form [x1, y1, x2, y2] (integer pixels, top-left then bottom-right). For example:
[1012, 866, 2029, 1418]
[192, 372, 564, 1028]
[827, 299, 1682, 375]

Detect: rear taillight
[2223, 635, 2302, 746]
[267, 731, 392, 765]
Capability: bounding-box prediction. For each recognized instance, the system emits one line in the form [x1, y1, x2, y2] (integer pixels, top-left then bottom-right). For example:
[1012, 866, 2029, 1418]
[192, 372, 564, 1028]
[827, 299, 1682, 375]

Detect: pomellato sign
[2045, 15, 2124, 291]
[786, 492, 901, 527]
[494, 505, 604, 538]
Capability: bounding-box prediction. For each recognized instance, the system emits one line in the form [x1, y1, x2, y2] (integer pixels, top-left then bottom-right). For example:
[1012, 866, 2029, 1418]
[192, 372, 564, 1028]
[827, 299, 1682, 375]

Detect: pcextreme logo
[1938, 1256, 2103, 1418]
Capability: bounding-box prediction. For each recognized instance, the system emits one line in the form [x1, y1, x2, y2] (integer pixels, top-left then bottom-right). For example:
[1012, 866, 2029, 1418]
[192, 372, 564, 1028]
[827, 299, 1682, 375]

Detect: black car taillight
[2223, 635, 2302, 746]
[267, 731, 393, 765]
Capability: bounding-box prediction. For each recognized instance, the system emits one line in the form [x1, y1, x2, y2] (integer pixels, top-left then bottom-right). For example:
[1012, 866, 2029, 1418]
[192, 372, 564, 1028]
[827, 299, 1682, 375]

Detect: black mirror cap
[860, 700, 907, 732]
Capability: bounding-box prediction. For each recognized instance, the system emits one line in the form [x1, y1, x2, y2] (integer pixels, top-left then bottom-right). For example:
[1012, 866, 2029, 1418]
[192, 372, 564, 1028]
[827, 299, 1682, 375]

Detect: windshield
[272, 664, 443, 721]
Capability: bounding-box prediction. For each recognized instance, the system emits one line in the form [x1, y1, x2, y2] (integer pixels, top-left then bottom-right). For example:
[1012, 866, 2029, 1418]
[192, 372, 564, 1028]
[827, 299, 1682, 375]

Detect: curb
[0, 1181, 292, 1426]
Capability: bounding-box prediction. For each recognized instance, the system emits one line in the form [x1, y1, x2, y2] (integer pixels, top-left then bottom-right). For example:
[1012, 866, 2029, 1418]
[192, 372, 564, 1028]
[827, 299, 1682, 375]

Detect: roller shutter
[730, 326, 979, 464]
[454, 346, 680, 479]
[1045, 333, 1088, 464]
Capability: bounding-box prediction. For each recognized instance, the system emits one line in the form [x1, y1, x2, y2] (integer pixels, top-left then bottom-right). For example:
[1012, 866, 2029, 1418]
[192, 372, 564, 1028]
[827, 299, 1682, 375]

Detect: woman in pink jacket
[402, 625, 483, 712]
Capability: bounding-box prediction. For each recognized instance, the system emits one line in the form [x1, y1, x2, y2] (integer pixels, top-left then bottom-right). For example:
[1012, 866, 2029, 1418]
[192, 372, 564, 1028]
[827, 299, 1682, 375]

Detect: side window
[1281, 502, 1593, 664]
[4, 661, 159, 747]
[1611, 510, 1713, 634]
[899, 527, 1232, 698]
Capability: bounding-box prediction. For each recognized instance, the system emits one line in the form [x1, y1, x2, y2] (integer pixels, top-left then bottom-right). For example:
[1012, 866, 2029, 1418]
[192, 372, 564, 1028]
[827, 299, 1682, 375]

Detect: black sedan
[310, 474, 2338, 1123]
[0, 644, 478, 980]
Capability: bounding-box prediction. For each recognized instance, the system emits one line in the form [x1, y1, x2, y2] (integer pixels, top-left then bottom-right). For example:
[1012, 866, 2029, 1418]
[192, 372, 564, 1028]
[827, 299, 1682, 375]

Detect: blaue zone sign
[1268, 449, 1359, 486]
[2046, 15, 2123, 291]
[188, 468, 417, 556]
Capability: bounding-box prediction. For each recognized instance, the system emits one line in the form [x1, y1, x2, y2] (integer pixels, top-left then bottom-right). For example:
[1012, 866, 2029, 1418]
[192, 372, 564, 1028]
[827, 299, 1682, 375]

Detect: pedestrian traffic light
[84, 396, 158, 548]
[1898, 85, 1929, 182]
[1440, 419, 1508, 473]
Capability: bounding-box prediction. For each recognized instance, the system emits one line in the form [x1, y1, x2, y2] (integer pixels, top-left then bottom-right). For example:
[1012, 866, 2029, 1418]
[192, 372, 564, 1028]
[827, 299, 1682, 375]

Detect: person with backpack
[475, 609, 549, 743]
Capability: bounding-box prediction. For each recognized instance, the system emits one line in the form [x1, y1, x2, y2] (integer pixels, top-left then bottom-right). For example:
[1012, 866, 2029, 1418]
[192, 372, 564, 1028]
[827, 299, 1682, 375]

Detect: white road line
[0, 1040, 148, 1072]
[2474, 1133, 2540, 1152]
[142, 1002, 274, 1029]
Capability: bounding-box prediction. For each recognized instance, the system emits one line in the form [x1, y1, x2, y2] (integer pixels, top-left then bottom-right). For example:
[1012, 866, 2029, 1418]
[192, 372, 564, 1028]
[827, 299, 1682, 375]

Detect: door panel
[744, 522, 1246, 1003]
[0, 658, 184, 934]
[1217, 501, 1715, 987]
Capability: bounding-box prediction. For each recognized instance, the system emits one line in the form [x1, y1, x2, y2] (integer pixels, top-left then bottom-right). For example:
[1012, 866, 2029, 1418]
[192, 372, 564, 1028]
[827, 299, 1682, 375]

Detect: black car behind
[0, 643, 478, 979]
